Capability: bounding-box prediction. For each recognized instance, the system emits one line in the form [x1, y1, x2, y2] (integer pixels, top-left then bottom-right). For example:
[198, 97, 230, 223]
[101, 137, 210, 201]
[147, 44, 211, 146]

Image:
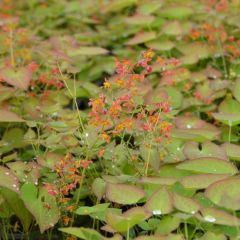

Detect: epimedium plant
[2, 0, 240, 240]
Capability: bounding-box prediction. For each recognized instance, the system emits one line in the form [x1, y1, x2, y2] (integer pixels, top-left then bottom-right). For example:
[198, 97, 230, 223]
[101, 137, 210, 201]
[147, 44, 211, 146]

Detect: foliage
[1, 0, 240, 240]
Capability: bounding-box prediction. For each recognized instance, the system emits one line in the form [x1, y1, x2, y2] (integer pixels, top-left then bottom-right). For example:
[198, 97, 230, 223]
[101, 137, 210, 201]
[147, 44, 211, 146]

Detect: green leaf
[221, 143, 240, 161]
[183, 141, 227, 160]
[76, 203, 110, 216]
[124, 14, 155, 25]
[104, 0, 137, 13]
[205, 177, 240, 210]
[7, 161, 40, 185]
[0, 166, 19, 193]
[198, 231, 227, 240]
[0, 188, 32, 232]
[162, 21, 183, 36]
[3, 128, 25, 148]
[140, 145, 160, 171]
[105, 183, 145, 205]
[139, 177, 177, 186]
[145, 40, 175, 51]
[21, 183, 60, 233]
[59, 227, 104, 240]
[145, 187, 173, 215]
[92, 178, 106, 200]
[137, 2, 163, 15]
[126, 32, 157, 45]
[180, 174, 229, 189]
[105, 207, 150, 233]
[135, 234, 184, 240]
[155, 215, 181, 235]
[173, 193, 200, 214]
[68, 47, 108, 56]
[212, 113, 240, 126]
[159, 6, 193, 19]
[219, 98, 240, 114]
[233, 79, 240, 102]
[159, 164, 193, 178]
[176, 158, 238, 174]
[177, 43, 211, 60]
[199, 207, 240, 226]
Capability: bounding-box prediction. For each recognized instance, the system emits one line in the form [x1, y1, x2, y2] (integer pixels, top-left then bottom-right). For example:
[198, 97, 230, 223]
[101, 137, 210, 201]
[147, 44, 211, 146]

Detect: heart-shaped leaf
[20, 183, 60, 233]
[219, 98, 240, 114]
[212, 113, 240, 126]
[106, 183, 145, 205]
[183, 141, 227, 160]
[145, 187, 173, 215]
[139, 177, 177, 186]
[104, 0, 137, 13]
[176, 158, 237, 175]
[59, 227, 104, 240]
[205, 177, 240, 210]
[0, 188, 33, 232]
[155, 215, 181, 235]
[124, 14, 155, 25]
[177, 43, 211, 60]
[180, 174, 229, 189]
[221, 143, 240, 161]
[159, 6, 193, 19]
[0, 67, 32, 90]
[68, 46, 108, 56]
[105, 207, 150, 232]
[0, 166, 19, 193]
[172, 193, 200, 214]
[233, 79, 240, 103]
[7, 162, 40, 185]
[0, 110, 24, 122]
[162, 21, 183, 35]
[76, 203, 110, 216]
[135, 234, 184, 240]
[92, 178, 106, 200]
[145, 40, 175, 51]
[126, 32, 157, 45]
[199, 208, 240, 226]
[198, 231, 227, 240]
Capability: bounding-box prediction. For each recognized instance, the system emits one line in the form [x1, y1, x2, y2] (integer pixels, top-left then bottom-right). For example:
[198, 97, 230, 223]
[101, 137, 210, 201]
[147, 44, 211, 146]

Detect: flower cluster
[88, 50, 174, 170]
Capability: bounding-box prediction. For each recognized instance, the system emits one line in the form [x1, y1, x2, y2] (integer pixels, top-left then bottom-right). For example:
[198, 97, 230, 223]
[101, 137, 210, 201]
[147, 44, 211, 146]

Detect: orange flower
[142, 49, 154, 60]
[103, 80, 111, 89]
[156, 57, 166, 66]
[100, 132, 110, 143]
[98, 148, 105, 158]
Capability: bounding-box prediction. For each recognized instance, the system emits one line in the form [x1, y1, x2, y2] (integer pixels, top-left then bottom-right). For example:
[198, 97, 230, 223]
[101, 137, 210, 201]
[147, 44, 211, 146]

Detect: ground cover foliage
[1, 0, 240, 239]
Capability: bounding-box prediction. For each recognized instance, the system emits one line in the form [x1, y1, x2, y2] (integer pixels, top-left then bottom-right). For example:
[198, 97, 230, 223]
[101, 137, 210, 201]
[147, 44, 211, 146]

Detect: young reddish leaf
[0, 67, 32, 90]
[0, 110, 24, 122]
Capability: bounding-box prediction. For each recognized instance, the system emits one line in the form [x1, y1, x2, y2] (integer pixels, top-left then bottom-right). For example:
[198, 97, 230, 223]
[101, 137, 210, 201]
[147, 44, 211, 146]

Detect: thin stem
[228, 124, 232, 143]
[126, 225, 130, 240]
[9, 28, 15, 68]
[184, 220, 189, 240]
